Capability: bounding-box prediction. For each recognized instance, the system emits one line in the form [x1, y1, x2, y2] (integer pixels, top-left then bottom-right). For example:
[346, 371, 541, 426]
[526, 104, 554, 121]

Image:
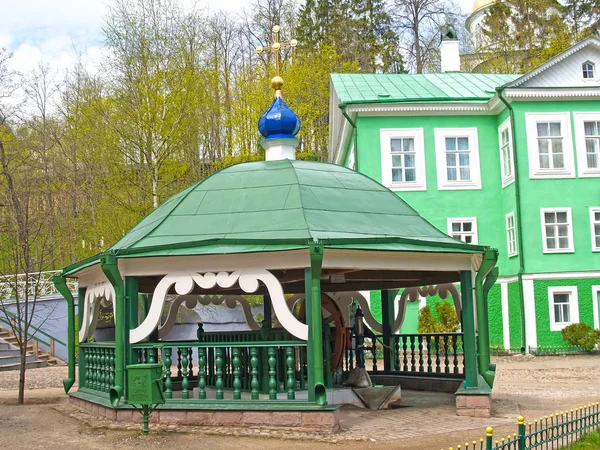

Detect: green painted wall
[370, 290, 382, 322]
[511, 101, 600, 274]
[507, 282, 522, 349]
[533, 277, 599, 347]
[355, 114, 509, 276]
[487, 284, 503, 348]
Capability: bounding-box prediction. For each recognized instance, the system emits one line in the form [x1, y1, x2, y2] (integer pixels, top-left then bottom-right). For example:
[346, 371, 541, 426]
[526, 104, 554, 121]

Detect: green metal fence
[446, 403, 600, 450]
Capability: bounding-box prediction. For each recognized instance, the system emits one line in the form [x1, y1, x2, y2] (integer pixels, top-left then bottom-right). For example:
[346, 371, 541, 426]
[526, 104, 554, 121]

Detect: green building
[328, 36, 600, 352]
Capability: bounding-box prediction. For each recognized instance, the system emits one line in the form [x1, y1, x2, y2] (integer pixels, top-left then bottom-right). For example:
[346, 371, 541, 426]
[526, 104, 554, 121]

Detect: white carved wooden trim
[131, 269, 307, 343]
[79, 281, 116, 342]
[396, 284, 461, 332]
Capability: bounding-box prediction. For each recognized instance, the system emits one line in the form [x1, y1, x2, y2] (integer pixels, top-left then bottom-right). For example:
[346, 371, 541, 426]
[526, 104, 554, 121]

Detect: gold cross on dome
[256, 25, 297, 77]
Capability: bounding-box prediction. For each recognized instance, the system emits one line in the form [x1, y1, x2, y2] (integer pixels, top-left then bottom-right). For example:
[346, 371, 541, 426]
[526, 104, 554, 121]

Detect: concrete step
[0, 349, 20, 357]
[0, 354, 38, 365]
[0, 360, 48, 372]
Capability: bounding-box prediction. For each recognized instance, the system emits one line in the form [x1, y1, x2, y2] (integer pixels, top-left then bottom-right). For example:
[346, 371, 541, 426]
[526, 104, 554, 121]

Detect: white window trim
[380, 128, 426, 191]
[590, 207, 600, 252]
[434, 128, 482, 190]
[573, 112, 600, 178]
[582, 61, 595, 80]
[540, 207, 574, 253]
[506, 212, 517, 257]
[498, 118, 515, 187]
[592, 285, 600, 330]
[525, 113, 575, 179]
[548, 286, 579, 332]
[447, 217, 478, 244]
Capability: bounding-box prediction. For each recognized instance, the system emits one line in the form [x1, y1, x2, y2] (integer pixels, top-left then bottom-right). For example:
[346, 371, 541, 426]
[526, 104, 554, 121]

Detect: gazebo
[53, 56, 499, 433]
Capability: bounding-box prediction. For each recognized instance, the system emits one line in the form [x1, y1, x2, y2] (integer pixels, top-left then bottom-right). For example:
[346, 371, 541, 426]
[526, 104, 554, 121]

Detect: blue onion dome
[258, 96, 301, 141]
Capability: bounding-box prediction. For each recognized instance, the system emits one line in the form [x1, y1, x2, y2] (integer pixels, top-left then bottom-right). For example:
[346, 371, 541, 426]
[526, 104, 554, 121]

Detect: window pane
[392, 155, 402, 167]
[404, 154, 415, 168]
[554, 294, 569, 304]
[502, 129, 509, 145]
[595, 234, 600, 248]
[446, 153, 456, 166]
[537, 123, 549, 137]
[584, 121, 597, 136]
[445, 137, 456, 151]
[563, 305, 570, 323]
[553, 152, 564, 169]
[539, 154, 550, 169]
[403, 138, 414, 152]
[546, 225, 555, 237]
[447, 167, 457, 180]
[558, 225, 568, 237]
[463, 222, 472, 232]
[556, 212, 567, 223]
[549, 122, 561, 136]
[459, 153, 470, 167]
[559, 237, 569, 248]
[391, 139, 402, 152]
[554, 304, 562, 322]
[452, 223, 461, 232]
[538, 139, 549, 154]
[460, 167, 471, 180]
[547, 237, 556, 249]
[457, 137, 469, 150]
[545, 212, 556, 224]
[595, 212, 600, 221]
[465, 236, 472, 243]
[392, 168, 402, 182]
[405, 168, 416, 182]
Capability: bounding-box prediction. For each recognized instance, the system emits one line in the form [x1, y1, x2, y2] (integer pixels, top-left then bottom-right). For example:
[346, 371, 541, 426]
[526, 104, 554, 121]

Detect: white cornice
[346, 102, 493, 116]
[505, 87, 600, 99]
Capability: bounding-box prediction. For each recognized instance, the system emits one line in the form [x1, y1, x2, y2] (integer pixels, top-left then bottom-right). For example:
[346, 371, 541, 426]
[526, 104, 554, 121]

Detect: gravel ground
[0, 365, 69, 391]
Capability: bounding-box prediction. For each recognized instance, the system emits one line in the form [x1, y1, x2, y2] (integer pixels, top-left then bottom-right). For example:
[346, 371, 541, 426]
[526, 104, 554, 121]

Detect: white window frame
[380, 128, 426, 191]
[506, 212, 517, 257]
[583, 61, 595, 79]
[548, 286, 579, 332]
[540, 207, 574, 253]
[434, 128, 481, 190]
[590, 207, 600, 252]
[573, 112, 600, 178]
[447, 217, 478, 244]
[498, 118, 515, 187]
[525, 113, 575, 179]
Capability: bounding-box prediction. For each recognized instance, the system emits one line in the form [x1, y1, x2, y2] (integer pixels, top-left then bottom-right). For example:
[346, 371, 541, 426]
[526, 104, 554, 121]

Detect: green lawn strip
[560, 429, 600, 449]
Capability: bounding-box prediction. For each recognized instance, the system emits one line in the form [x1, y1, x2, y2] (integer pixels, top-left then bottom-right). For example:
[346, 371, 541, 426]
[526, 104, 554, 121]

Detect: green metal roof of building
[331, 73, 520, 104]
[63, 160, 486, 275]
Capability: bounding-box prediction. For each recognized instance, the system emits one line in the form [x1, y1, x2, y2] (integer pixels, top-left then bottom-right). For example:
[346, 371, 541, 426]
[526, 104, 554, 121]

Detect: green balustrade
[79, 343, 116, 398]
[181, 347, 189, 400]
[215, 347, 224, 400]
[286, 347, 295, 400]
[268, 347, 277, 400]
[198, 348, 206, 399]
[164, 348, 172, 399]
[232, 347, 241, 400]
[250, 347, 259, 400]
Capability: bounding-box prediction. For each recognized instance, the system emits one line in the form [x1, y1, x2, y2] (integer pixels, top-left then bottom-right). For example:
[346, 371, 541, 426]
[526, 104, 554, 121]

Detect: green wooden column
[124, 277, 139, 370]
[101, 253, 125, 406]
[52, 276, 76, 393]
[77, 287, 86, 390]
[460, 270, 479, 389]
[305, 244, 326, 405]
[381, 290, 395, 373]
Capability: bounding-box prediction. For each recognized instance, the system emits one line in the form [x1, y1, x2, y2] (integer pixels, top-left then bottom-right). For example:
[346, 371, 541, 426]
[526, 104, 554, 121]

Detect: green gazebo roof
[64, 159, 485, 275]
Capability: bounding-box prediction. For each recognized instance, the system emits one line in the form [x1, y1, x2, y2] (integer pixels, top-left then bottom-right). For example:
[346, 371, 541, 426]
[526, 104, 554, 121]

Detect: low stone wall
[69, 396, 340, 432]
[370, 374, 462, 393]
[455, 393, 492, 418]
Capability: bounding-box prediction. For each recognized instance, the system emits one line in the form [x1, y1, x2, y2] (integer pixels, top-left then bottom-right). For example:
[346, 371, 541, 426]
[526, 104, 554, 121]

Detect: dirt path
[1, 354, 599, 450]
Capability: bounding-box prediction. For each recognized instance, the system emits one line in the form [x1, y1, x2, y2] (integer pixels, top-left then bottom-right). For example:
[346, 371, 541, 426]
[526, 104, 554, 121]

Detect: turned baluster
[164, 347, 172, 399]
[232, 347, 241, 400]
[177, 348, 182, 378]
[418, 336, 424, 373]
[268, 347, 277, 400]
[250, 347, 259, 400]
[215, 347, 224, 400]
[410, 335, 416, 372]
[181, 347, 189, 399]
[198, 347, 206, 400]
[286, 347, 296, 400]
[188, 347, 194, 378]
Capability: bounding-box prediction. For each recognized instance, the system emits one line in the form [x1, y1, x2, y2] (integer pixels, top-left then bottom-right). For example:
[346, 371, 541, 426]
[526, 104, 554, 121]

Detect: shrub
[418, 300, 459, 334]
[561, 323, 600, 352]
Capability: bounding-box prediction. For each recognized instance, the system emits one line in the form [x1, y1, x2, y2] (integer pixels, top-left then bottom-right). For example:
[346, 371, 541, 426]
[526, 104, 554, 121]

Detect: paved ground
[1, 354, 599, 449]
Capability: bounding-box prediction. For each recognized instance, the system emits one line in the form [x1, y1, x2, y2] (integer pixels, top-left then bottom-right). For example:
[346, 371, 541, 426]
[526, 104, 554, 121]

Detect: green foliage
[418, 300, 459, 334]
[560, 427, 600, 449]
[561, 323, 600, 352]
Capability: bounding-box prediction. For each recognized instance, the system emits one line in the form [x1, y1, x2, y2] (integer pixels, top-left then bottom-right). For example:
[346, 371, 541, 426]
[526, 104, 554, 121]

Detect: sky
[0, 0, 475, 76]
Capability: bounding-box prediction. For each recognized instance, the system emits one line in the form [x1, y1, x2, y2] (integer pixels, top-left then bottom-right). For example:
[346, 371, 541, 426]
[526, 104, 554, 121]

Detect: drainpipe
[53, 275, 75, 394]
[496, 87, 527, 353]
[340, 104, 358, 171]
[474, 250, 498, 387]
[101, 252, 125, 407]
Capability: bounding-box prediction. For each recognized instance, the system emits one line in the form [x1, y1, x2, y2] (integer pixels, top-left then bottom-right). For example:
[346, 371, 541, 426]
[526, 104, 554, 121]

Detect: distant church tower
[466, 0, 495, 48]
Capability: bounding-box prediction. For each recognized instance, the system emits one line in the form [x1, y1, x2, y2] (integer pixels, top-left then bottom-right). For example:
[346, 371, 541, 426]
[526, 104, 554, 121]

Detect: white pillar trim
[592, 286, 600, 330]
[522, 279, 537, 351]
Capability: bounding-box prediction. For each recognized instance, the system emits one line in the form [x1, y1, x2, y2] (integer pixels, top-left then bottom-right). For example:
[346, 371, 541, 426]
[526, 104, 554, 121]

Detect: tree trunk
[18, 335, 26, 404]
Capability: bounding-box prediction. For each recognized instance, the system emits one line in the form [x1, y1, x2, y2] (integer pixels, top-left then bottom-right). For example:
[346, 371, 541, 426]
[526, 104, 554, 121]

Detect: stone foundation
[69, 396, 340, 432]
[455, 393, 492, 418]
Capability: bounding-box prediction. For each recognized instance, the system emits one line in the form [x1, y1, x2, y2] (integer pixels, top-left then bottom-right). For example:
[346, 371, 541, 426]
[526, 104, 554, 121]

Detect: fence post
[50, 339, 55, 356]
[518, 416, 525, 450]
[486, 427, 494, 450]
[32, 339, 39, 357]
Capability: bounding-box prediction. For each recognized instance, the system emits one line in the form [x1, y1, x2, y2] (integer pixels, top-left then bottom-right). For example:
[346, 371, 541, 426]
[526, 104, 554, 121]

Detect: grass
[560, 429, 600, 449]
